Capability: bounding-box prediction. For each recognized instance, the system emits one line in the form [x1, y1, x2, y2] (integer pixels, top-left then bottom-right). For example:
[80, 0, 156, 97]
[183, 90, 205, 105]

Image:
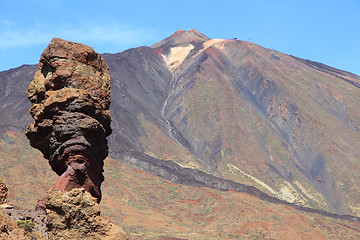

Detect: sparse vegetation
[17, 220, 36, 237]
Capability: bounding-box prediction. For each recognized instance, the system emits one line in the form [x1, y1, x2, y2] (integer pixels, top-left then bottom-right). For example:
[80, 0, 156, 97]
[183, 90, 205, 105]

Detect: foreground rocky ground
[1, 178, 128, 239]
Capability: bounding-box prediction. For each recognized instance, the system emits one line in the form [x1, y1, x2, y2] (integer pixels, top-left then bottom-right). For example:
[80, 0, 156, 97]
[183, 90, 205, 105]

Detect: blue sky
[1, 0, 359, 75]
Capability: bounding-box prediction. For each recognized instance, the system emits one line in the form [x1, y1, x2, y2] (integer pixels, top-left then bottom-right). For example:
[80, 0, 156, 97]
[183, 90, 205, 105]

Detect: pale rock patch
[203, 38, 226, 49]
[191, 38, 226, 59]
[162, 44, 194, 71]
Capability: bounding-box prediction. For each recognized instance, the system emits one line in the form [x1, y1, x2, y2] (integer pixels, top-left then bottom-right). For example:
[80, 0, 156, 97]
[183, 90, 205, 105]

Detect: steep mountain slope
[1, 29, 360, 219]
[0, 64, 36, 134]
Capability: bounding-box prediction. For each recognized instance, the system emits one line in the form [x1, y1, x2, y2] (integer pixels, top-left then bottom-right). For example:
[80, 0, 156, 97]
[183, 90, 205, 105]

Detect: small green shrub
[17, 220, 35, 232]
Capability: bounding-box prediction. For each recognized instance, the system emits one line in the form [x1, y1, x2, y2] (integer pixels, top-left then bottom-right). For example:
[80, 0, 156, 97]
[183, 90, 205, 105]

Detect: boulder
[45, 188, 128, 240]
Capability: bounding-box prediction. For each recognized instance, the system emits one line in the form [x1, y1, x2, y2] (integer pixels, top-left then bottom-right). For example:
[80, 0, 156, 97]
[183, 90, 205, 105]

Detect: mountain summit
[151, 29, 211, 49]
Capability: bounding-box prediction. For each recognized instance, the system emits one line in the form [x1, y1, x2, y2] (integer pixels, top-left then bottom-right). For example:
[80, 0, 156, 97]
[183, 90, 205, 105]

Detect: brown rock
[26, 38, 111, 203]
[0, 179, 8, 205]
[1, 207, 46, 239]
[45, 188, 128, 240]
[0, 179, 45, 239]
[0, 210, 27, 240]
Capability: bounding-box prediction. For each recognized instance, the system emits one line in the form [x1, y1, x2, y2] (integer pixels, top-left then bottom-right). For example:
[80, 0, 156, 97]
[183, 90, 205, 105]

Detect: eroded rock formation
[45, 188, 127, 240]
[26, 38, 111, 203]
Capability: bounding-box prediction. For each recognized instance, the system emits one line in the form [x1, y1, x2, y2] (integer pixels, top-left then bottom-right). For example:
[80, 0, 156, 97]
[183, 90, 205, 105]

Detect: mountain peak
[174, 29, 209, 39]
[152, 29, 228, 71]
[151, 29, 210, 49]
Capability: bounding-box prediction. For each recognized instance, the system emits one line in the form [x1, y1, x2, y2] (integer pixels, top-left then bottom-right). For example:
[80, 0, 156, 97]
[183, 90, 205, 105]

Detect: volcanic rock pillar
[26, 38, 111, 203]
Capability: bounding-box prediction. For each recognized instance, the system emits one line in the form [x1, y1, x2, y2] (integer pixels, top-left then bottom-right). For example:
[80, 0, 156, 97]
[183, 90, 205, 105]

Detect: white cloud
[60, 23, 155, 45]
[0, 20, 158, 51]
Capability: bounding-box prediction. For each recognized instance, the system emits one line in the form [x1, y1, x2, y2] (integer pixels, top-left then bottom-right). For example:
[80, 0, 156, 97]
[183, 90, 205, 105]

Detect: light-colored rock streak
[227, 163, 326, 206]
[228, 163, 279, 197]
[162, 44, 194, 71]
[191, 39, 226, 59]
[160, 44, 212, 172]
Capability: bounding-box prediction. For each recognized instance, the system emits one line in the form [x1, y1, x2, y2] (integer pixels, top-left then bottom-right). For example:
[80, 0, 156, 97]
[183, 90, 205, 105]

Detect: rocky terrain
[0, 175, 127, 239]
[45, 188, 127, 240]
[0, 178, 45, 239]
[0, 29, 360, 239]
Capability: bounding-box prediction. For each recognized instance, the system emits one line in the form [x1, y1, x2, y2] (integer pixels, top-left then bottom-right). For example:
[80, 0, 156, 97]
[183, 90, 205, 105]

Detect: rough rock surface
[25, 38, 111, 202]
[0, 210, 27, 240]
[0, 179, 8, 204]
[45, 188, 128, 240]
[0, 179, 44, 239]
[0, 179, 21, 239]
